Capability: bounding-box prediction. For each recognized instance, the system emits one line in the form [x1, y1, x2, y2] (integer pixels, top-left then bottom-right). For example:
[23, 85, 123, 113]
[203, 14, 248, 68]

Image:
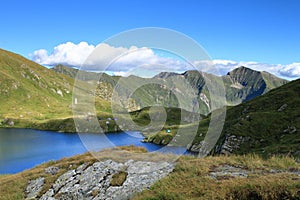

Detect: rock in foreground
[33, 159, 174, 200]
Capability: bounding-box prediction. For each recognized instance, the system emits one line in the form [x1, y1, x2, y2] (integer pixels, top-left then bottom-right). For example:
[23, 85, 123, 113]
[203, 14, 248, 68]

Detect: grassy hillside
[0, 49, 112, 132]
[191, 78, 300, 158]
[53, 65, 288, 115]
[144, 78, 300, 158]
[134, 153, 300, 200]
[0, 146, 299, 200]
[0, 48, 291, 152]
[0, 49, 73, 119]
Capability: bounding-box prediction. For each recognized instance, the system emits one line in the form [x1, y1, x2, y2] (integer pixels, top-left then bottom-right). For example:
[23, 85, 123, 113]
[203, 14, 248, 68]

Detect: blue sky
[1, 0, 300, 78]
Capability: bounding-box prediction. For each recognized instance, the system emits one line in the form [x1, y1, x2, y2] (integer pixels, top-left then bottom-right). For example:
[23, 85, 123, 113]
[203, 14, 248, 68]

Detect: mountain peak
[153, 71, 179, 79]
[227, 66, 258, 76]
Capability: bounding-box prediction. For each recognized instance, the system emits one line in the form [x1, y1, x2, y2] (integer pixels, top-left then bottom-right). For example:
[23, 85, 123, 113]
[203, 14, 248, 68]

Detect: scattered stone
[56, 89, 63, 97]
[209, 165, 248, 179]
[45, 166, 59, 175]
[209, 164, 300, 181]
[8, 120, 14, 126]
[220, 134, 251, 155]
[283, 126, 297, 134]
[278, 103, 288, 112]
[25, 177, 45, 200]
[246, 115, 252, 121]
[189, 141, 211, 156]
[3, 118, 15, 126]
[242, 106, 250, 114]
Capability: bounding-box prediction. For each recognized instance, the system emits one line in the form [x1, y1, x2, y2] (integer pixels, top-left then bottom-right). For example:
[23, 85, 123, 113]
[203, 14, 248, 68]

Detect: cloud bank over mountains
[30, 42, 300, 79]
[30, 42, 95, 67]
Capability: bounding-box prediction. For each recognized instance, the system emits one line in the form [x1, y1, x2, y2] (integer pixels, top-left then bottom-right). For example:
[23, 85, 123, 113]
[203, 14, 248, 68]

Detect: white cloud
[279, 63, 300, 77]
[80, 43, 191, 75]
[213, 59, 238, 65]
[31, 42, 190, 75]
[113, 71, 128, 77]
[195, 59, 300, 80]
[30, 42, 300, 80]
[30, 42, 95, 66]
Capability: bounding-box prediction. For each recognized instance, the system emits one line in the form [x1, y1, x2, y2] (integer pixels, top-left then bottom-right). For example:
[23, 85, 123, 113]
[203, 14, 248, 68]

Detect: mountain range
[1, 48, 298, 158]
[52, 64, 288, 114]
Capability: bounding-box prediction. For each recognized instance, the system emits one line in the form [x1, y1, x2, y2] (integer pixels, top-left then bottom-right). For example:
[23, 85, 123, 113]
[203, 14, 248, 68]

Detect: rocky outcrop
[26, 177, 45, 200]
[209, 164, 300, 180]
[209, 165, 248, 179]
[278, 103, 288, 112]
[187, 140, 210, 156]
[45, 166, 59, 175]
[32, 159, 174, 200]
[96, 82, 113, 101]
[219, 134, 251, 155]
[2, 118, 15, 126]
[283, 126, 297, 134]
[188, 134, 252, 156]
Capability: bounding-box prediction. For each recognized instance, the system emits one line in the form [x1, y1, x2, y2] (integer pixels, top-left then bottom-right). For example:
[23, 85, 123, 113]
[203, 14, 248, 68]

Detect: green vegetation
[0, 47, 297, 158]
[145, 78, 300, 158]
[0, 49, 288, 136]
[0, 146, 299, 200]
[196, 78, 300, 158]
[0, 146, 171, 200]
[133, 154, 300, 200]
[0, 48, 114, 132]
[54, 65, 288, 115]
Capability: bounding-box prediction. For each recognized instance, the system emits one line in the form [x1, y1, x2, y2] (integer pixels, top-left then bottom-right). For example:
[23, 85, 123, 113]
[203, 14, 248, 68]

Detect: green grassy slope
[0, 49, 73, 120]
[53, 65, 288, 115]
[192, 78, 300, 158]
[144, 78, 299, 158]
[0, 49, 112, 131]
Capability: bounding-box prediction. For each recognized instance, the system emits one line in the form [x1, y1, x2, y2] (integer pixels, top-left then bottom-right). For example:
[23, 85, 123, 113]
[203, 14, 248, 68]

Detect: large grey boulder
[39, 159, 174, 200]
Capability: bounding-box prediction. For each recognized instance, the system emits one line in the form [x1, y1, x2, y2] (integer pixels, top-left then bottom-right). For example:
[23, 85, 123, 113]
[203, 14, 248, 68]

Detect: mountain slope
[0, 49, 111, 131]
[223, 66, 288, 104]
[53, 65, 288, 114]
[0, 49, 74, 120]
[191, 78, 300, 158]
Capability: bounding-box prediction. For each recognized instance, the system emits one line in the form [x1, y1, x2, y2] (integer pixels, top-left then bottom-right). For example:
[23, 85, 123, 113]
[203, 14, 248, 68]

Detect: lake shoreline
[0, 128, 167, 174]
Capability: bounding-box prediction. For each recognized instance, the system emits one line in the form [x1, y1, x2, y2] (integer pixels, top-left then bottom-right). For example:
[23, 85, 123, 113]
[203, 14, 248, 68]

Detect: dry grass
[133, 155, 300, 200]
[0, 146, 174, 200]
[117, 145, 148, 153]
[1, 147, 299, 200]
[0, 151, 97, 200]
[110, 171, 128, 186]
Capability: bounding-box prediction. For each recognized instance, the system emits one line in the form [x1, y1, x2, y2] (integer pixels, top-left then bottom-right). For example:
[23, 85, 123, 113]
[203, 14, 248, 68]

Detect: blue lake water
[0, 128, 189, 174]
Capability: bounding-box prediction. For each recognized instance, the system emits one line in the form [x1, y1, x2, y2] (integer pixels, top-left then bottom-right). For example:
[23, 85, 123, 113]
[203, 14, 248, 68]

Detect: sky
[1, 0, 300, 79]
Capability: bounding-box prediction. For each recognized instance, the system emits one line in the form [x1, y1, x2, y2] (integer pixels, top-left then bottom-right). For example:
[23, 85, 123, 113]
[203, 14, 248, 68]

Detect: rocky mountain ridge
[52, 64, 288, 115]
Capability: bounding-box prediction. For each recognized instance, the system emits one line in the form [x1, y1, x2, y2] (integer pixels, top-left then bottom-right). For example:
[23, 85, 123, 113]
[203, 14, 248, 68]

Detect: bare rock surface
[26, 177, 45, 200]
[36, 159, 174, 200]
